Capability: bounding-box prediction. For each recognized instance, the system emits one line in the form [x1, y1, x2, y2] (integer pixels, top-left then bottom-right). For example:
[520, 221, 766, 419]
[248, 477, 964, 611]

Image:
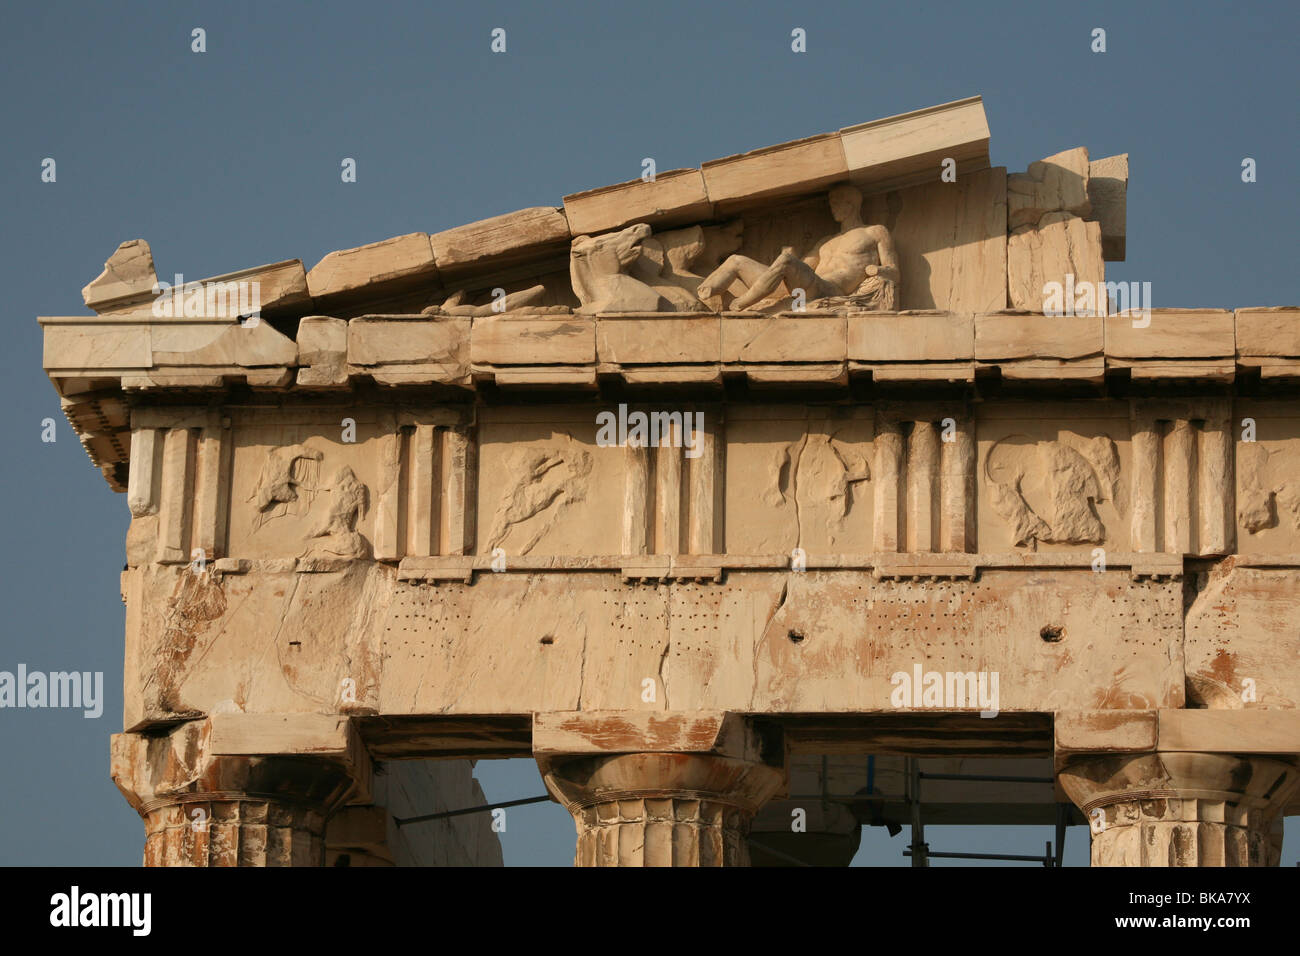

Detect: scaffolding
[395, 756, 1077, 866]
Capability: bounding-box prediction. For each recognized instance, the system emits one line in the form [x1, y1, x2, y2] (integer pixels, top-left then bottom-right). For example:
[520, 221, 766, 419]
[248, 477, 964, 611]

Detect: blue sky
[0, 0, 1295, 865]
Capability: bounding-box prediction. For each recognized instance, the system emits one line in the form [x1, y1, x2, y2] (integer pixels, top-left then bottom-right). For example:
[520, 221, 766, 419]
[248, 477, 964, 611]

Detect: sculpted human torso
[803, 225, 890, 295]
[695, 185, 899, 310]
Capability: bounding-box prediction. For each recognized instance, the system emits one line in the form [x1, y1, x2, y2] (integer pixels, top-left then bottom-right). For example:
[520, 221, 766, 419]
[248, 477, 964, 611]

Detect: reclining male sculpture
[697, 184, 899, 311]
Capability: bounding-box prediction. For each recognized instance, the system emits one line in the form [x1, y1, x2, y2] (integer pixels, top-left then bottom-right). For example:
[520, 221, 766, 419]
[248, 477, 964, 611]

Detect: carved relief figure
[485, 443, 594, 554]
[249, 443, 323, 530]
[570, 224, 669, 314]
[570, 220, 750, 315]
[986, 435, 1118, 549]
[628, 220, 746, 312]
[1238, 443, 1300, 533]
[696, 219, 746, 275]
[302, 466, 369, 560]
[424, 285, 552, 317]
[763, 431, 871, 549]
[249, 445, 372, 560]
[696, 185, 899, 311]
[630, 225, 709, 311]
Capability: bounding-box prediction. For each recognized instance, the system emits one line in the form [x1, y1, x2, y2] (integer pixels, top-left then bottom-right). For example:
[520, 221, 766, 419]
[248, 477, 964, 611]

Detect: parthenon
[42, 96, 1299, 866]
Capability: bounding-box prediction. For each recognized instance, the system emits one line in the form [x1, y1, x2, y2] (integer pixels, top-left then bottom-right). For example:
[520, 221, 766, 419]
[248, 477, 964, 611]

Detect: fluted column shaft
[141, 796, 329, 866]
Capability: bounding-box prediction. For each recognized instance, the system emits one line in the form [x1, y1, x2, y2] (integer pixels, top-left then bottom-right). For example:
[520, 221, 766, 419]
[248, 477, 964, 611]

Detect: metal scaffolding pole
[393, 794, 551, 827]
[907, 757, 928, 867]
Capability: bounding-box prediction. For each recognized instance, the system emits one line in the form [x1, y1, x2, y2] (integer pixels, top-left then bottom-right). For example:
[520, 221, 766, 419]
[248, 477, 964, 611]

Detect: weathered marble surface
[42, 95, 1300, 867]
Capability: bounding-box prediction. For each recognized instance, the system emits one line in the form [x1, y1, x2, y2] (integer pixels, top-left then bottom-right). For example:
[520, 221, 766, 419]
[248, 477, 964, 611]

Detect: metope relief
[763, 432, 871, 550]
[1238, 442, 1300, 535]
[247, 443, 371, 561]
[985, 434, 1120, 549]
[302, 466, 369, 560]
[250, 444, 323, 530]
[484, 442, 594, 555]
[724, 410, 875, 554]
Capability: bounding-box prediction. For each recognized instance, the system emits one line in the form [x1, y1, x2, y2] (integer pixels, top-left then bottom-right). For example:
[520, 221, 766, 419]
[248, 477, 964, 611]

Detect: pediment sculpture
[568, 185, 897, 314]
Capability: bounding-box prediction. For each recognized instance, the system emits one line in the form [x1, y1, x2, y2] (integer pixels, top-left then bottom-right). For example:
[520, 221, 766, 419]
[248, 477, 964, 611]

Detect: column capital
[111, 715, 371, 866]
[1057, 751, 1299, 867]
[534, 711, 786, 866]
[542, 751, 785, 815]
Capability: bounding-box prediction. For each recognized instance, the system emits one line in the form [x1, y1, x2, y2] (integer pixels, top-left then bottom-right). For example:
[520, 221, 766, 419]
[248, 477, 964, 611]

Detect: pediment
[76, 95, 1130, 330]
[47, 94, 1156, 490]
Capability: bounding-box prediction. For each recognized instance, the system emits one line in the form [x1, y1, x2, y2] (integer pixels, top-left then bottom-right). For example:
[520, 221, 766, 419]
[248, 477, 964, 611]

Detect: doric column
[535, 712, 785, 867]
[112, 715, 370, 867]
[1058, 751, 1299, 867]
